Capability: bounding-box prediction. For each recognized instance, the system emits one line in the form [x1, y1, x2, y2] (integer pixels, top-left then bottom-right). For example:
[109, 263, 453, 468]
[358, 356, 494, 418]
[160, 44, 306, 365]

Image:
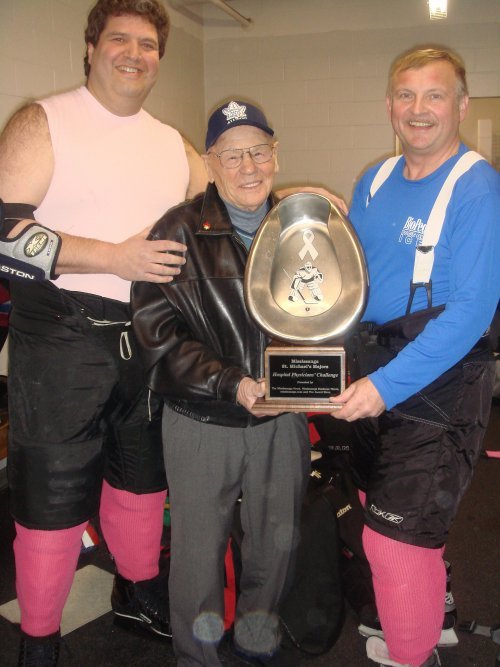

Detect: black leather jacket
[131, 183, 278, 427]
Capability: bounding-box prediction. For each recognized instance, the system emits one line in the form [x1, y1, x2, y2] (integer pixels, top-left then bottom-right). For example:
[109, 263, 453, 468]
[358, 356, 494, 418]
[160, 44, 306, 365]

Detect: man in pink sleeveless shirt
[0, 1, 207, 664]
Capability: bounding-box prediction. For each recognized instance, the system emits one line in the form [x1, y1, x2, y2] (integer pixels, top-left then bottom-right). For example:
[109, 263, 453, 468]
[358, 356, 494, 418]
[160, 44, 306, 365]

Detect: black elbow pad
[0, 199, 61, 281]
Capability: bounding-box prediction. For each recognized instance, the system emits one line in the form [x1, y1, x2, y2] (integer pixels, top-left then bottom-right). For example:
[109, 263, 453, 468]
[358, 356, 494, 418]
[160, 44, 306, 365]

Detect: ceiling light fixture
[428, 0, 447, 20]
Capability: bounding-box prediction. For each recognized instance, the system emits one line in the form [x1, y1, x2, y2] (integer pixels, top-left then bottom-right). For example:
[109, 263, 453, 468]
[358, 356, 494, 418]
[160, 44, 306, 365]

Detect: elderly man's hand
[236, 377, 265, 412]
[329, 377, 386, 421]
[236, 377, 287, 417]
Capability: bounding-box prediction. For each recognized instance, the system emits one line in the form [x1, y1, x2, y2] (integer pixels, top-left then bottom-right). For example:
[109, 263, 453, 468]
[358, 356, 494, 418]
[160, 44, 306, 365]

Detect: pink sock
[99, 480, 165, 581]
[14, 521, 86, 637]
[363, 526, 444, 666]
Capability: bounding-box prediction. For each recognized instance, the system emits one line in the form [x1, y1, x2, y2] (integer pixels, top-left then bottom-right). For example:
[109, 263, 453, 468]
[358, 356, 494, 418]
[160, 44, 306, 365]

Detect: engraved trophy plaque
[244, 192, 368, 412]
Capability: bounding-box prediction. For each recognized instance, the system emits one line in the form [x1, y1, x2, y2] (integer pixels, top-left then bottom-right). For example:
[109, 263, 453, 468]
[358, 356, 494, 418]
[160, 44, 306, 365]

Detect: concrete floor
[1, 403, 499, 667]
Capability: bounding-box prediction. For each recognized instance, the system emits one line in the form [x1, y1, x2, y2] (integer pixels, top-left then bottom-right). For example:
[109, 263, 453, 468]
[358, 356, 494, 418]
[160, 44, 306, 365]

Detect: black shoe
[18, 630, 60, 667]
[111, 572, 172, 639]
[231, 641, 290, 666]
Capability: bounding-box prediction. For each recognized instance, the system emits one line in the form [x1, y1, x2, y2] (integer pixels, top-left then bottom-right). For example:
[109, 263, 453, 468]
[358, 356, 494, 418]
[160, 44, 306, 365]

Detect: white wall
[0, 1, 498, 201]
[0, 0, 206, 150]
[203, 0, 500, 203]
[150, 4, 205, 148]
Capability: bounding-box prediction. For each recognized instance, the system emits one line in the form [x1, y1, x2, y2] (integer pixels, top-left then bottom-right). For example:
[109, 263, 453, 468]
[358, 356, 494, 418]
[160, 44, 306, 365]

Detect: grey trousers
[162, 406, 310, 667]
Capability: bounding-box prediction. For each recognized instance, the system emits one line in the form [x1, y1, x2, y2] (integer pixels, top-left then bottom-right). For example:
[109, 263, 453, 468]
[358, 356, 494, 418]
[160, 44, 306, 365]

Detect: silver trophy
[245, 192, 368, 412]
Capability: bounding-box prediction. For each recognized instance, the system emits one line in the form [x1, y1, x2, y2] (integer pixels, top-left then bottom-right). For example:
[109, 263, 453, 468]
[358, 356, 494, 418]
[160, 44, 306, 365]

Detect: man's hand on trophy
[328, 377, 386, 421]
[237, 377, 287, 417]
[236, 377, 265, 412]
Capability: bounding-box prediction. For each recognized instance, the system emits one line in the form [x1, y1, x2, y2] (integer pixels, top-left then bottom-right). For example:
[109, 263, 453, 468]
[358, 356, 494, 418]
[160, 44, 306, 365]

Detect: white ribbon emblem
[298, 229, 318, 261]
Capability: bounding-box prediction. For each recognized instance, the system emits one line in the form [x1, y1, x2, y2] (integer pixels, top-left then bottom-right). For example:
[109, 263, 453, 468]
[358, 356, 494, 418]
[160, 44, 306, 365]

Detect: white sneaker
[366, 637, 410, 667]
[366, 636, 441, 667]
[359, 619, 459, 647]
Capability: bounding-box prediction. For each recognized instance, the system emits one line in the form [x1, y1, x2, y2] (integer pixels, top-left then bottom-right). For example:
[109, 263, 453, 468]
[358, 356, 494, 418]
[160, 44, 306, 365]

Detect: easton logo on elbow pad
[0, 199, 61, 281]
[25, 231, 50, 257]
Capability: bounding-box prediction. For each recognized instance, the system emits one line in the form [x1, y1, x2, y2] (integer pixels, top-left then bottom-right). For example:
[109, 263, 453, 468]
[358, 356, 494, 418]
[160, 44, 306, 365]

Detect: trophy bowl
[244, 192, 368, 412]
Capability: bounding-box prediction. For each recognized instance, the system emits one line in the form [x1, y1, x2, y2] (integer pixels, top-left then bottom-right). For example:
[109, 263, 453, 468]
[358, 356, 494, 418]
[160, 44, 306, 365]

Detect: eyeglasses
[208, 143, 275, 169]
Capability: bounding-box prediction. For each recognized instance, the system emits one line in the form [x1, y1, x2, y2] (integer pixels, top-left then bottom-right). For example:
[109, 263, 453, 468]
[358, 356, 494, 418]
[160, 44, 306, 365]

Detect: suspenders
[366, 155, 403, 205]
[366, 151, 485, 312]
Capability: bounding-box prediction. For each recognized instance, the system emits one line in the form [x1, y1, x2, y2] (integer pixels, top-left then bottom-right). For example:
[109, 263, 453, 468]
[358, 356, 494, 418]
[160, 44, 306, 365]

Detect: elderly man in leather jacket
[131, 100, 310, 667]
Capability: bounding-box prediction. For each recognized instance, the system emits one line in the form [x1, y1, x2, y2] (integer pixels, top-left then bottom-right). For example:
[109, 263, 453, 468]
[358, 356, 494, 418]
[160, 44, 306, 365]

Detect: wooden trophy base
[252, 342, 345, 414]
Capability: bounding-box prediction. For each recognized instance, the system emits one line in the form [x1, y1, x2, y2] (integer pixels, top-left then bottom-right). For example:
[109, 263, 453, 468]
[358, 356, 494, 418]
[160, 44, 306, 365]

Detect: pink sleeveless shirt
[36, 86, 189, 302]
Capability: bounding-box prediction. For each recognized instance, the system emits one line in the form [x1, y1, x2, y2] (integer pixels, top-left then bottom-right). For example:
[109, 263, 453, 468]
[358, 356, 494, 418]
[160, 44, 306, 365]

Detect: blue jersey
[349, 143, 500, 409]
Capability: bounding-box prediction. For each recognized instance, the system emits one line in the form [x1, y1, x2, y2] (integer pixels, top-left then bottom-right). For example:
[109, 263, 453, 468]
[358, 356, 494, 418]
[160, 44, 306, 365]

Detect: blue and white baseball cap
[205, 100, 274, 151]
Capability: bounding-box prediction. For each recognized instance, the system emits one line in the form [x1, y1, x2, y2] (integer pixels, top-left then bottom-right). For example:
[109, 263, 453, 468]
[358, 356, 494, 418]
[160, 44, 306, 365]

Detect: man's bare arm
[0, 103, 54, 206]
[0, 103, 186, 282]
[183, 136, 208, 199]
